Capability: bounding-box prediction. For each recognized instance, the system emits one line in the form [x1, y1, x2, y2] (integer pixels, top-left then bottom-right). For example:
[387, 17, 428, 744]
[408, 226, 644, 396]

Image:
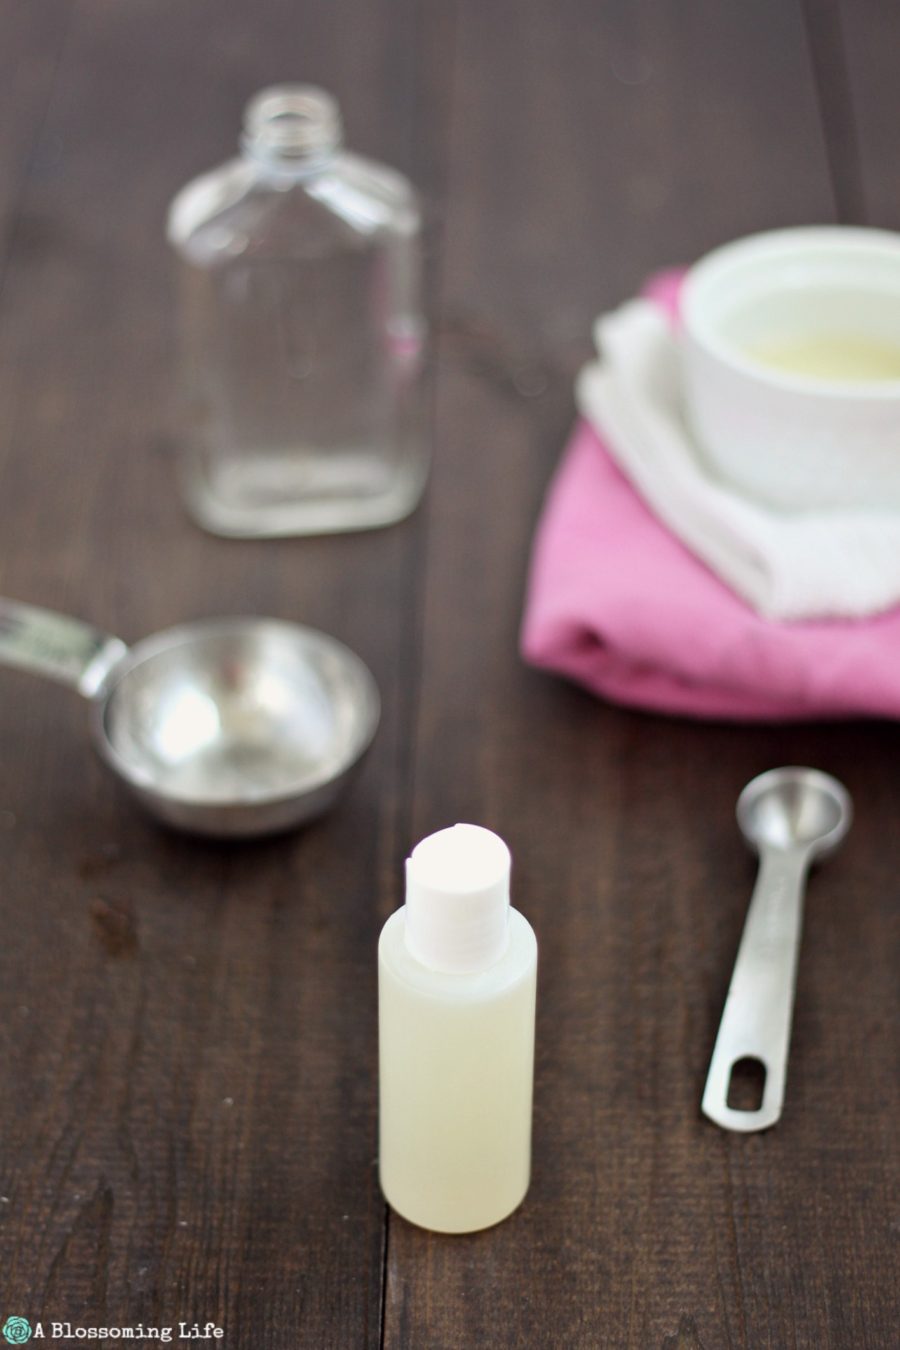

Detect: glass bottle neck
[241, 85, 342, 178]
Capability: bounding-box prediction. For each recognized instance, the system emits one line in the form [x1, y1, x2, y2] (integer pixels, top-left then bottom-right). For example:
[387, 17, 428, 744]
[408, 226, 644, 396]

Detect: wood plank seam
[799, 0, 868, 222]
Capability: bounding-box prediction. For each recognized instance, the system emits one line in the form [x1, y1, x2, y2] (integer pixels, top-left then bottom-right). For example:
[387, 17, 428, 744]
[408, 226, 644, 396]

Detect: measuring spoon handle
[0, 598, 127, 698]
[702, 847, 809, 1132]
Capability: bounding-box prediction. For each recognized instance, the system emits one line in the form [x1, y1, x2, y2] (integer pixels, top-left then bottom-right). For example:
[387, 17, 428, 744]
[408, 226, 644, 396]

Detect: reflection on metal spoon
[702, 766, 852, 1132]
[0, 599, 379, 838]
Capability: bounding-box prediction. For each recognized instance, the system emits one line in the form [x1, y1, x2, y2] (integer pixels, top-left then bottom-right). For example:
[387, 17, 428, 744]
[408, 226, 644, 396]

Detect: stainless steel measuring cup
[702, 766, 852, 1132]
[0, 599, 380, 837]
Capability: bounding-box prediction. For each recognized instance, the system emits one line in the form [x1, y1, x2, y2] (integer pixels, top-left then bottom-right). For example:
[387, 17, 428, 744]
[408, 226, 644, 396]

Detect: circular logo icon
[2, 1319, 32, 1345]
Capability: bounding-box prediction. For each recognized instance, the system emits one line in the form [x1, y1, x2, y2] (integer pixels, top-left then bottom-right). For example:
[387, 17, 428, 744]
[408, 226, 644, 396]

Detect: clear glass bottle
[167, 86, 428, 537]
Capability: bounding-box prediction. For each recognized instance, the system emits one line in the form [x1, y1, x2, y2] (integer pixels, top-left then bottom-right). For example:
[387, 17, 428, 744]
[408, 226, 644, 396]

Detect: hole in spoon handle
[727, 1056, 767, 1111]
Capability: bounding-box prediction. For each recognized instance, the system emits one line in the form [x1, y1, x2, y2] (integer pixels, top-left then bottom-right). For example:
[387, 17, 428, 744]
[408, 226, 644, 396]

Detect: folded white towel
[576, 299, 900, 621]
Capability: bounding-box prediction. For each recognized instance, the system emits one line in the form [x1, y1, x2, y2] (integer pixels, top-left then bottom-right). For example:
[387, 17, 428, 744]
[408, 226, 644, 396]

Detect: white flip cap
[404, 824, 511, 973]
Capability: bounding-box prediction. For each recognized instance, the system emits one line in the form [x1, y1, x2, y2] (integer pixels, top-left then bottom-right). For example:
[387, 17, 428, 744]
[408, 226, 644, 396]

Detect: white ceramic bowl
[680, 226, 900, 511]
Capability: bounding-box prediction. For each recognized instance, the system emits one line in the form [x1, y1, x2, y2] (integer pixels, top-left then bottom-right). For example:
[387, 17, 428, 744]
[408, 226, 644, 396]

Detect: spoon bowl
[737, 765, 852, 858]
[0, 601, 380, 838]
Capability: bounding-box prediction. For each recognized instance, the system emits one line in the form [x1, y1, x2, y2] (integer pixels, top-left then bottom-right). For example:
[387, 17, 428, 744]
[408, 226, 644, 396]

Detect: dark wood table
[0, 2, 897, 1345]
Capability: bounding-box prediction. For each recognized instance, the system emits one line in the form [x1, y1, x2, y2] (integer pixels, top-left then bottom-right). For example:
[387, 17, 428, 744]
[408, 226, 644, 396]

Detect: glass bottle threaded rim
[241, 85, 343, 165]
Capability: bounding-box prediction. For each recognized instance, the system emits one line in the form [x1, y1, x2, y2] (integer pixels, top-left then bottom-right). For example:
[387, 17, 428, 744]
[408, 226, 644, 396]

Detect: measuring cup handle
[702, 847, 809, 1132]
[0, 598, 128, 698]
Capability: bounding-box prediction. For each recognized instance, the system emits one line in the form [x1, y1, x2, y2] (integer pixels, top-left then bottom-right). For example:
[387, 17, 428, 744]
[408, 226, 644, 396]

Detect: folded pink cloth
[521, 275, 900, 721]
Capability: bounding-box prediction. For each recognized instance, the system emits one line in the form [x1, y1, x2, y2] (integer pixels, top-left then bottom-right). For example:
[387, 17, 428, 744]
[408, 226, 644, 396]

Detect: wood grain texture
[831, 0, 900, 226]
[800, 0, 867, 223]
[0, 0, 427, 1345]
[0, 0, 71, 225]
[384, 2, 899, 1348]
[0, 1, 897, 1348]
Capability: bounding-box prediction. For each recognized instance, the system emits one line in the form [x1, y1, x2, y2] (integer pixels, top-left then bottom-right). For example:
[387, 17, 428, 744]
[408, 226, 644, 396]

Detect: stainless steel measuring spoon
[0, 598, 380, 838]
[702, 767, 852, 1132]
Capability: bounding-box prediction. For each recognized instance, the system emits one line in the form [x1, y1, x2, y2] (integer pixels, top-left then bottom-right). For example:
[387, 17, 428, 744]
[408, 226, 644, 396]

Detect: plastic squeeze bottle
[378, 824, 537, 1233]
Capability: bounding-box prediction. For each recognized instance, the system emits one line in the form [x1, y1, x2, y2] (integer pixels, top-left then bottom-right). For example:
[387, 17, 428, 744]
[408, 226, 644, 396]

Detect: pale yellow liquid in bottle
[378, 908, 537, 1233]
[745, 333, 900, 381]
